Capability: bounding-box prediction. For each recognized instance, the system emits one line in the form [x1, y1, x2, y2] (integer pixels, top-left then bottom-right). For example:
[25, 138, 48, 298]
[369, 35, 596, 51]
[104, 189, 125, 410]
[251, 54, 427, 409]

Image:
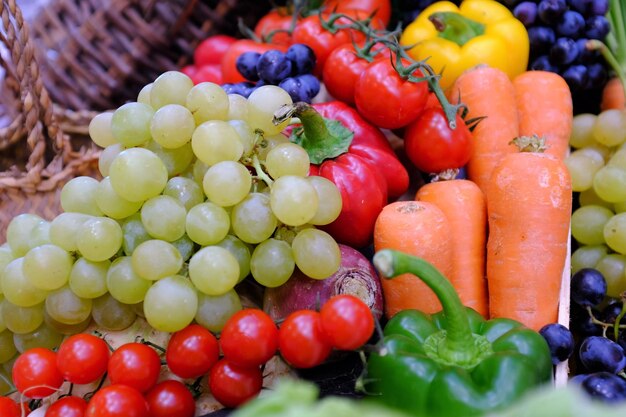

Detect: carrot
[601, 77, 626, 111]
[513, 71, 573, 160]
[448, 66, 519, 197]
[486, 136, 572, 331]
[373, 201, 452, 317]
[416, 177, 488, 317]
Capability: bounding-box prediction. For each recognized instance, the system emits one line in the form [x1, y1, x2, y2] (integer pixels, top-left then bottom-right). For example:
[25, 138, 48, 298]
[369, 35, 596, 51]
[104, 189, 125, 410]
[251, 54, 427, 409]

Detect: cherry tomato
[254, 8, 294, 46]
[404, 107, 472, 174]
[12, 348, 63, 399]
[208, 359, 263, 408]
[191, 64, 223, 85]
[194, 35, 237, 67]
[221, 39, 287, 84]
[145, 380, 195, 417]
[45, 396, 87, 417]
[56, 333, 110, 384]
[180, 65, 198, 79]
[320, 295, 374, 350]
[108, 343, 161, 393]
[324, 0, 391, 26]
[354, 58, 429, 129]
[85, 384, 149, 417]
[0, 397, 20, 417]
[278, 310, 332, 368]
[220, 309, 278, 367]
[166, 324, 219, 379]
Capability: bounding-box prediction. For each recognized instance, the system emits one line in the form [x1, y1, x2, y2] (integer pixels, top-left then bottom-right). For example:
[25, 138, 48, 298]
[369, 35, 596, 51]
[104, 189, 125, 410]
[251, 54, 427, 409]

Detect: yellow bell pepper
[400, 0, 529, 89]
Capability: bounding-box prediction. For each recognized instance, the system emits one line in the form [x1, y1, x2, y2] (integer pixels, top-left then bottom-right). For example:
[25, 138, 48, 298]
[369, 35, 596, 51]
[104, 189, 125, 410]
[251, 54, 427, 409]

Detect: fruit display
[4, 0, 626, 414]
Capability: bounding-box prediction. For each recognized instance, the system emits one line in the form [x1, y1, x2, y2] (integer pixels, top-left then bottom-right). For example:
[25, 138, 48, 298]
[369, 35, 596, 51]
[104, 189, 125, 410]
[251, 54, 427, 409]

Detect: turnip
[263, 244, 383, 320]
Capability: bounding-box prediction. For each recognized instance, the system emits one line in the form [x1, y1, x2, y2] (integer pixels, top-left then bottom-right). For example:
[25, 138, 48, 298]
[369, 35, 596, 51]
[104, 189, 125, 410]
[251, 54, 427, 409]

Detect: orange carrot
[513, 71, 573, 160]
[416, 177, 488, 317]
[486, 137, 572, 331]
[601, 77, 626, 111]
[448, 66, 519, 197]
[373, 201, 452, 317]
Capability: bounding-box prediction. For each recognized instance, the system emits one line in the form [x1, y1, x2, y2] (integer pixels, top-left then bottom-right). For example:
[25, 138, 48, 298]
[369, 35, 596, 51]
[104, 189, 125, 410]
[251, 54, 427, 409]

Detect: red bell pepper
[277, 101, 409, 248]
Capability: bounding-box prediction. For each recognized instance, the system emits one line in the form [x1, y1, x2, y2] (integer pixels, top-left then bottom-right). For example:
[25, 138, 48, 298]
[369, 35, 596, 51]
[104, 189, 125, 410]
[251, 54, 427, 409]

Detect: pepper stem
[429, 12, 485, 47]
[373, 249, 483, 366]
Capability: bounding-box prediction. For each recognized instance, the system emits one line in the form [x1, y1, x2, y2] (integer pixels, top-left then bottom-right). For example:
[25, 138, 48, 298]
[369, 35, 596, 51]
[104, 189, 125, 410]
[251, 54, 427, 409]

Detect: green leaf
[290, 118, 354, 165]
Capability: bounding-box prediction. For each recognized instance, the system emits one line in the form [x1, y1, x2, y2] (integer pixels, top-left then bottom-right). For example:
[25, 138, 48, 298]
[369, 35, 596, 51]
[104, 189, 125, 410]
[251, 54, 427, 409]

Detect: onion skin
[263, 244, 383, 320]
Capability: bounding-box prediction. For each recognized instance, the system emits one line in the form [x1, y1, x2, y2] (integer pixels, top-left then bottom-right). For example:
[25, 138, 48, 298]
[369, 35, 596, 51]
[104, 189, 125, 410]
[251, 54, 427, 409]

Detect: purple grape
[256, 50, 293, 84]
[585, 15, 610, 40]
[222, 82, 255, 98]
[235, 51, 261, 82]
[575, 38, 600, 63]
[528, 26, 556, 55]
[286, 44, 316, 76]
[538, 0, 567, 25]
[514, 2, 538, 26]
[539, 323, 575, 364]
[581, 372, 626, 402]
[530, 55, 559, 72]
[568, 0, 592, 14]
[571, 268, 607, 307]
[550, 37, 579, 65]
[556, 11, 586, 37]
[585, 62, 608, 89]
[589, 0, 609, 16]
[579, 336, 626, 374]
[297, 74, 321, 99]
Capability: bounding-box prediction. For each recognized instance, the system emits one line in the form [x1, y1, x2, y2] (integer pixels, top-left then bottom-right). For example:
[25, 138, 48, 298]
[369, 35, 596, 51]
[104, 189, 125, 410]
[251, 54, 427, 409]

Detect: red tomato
[208, 359, 263, 408]
[45, 396, 87, 417]
[278, 310, 332, 368]
[320, 295, 374, 350]
[221, 39, 287, 84]
[191, 64, 223, 85]
[12, 348, 63, 399]
[354, 59, 429, 129]
[180, 65, 198, 79]
[107, 343, 161, 393]
[324, 0, 391, 26]
[56, 333, 110, 384]
[84, 384, 149, 417]
[254, 8, 294, 46]
[166, 324, 219, 379]
[220, 309, 278, 367]
[0, 397, 20, 417]
[194, 35, 237, 67]
[404, 107, 472, 174]
[145, 380, 195, 417]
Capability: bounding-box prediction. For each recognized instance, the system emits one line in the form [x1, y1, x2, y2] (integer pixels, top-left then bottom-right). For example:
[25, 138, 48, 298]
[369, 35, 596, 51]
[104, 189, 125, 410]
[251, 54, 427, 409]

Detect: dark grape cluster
[501, 0, 610, 96]
[224, 44, 320, 103]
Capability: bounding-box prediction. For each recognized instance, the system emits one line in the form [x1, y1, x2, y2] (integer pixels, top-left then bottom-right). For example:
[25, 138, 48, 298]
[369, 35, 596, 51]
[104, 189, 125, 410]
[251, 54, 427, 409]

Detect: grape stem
[586, 306, 626, 339]
[588, 40, 626, 105]
[252, 154, 273, 187]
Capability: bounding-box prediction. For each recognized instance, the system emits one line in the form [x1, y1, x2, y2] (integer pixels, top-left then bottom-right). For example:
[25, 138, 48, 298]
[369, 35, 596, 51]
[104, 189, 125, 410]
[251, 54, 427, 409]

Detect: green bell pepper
[363, 249, 553, 417]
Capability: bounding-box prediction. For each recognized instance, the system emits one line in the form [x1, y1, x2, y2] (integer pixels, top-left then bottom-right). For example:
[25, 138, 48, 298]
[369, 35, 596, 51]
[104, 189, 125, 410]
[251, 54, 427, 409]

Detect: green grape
[140, 195, 186, 242]
[291, 228, 341, 279]
[76, 217, 123, 262]
[615, 201, 626, 213]
[0, 368, 12, 395]
[231, 193, 277, 244]
[2, 301, 44, 334]
[89, 111, 117, 148]
[604, 213, 626, 254]
[69, 257, 110, 299]
[593, 166, 626, 203]
[109, 147, 168, 202]
[608, 148, 626, 171]
[143, 140, 194, 178]
[107, 256, 152, 304]
[0, 297, 5, 332]
[46, 285, 92, 325]
[307, 176, 342, 225]
[7, 214, 45, 257]
[150, 104, 195, 149]
[564, 151, 603, 192]
[0, 247, 13, 291]
[143, 275, 198, 332]
[99, 143, 125, 177]
[189, 246, 239, 296]
[131, 302, 145, 318]
[579, 188, 613, 209]
[29, 220, 51, 248]
[2, 258, 48, 307]
[596, 254, 626, 298]
[571, 245, 610, 274]
[151, 71, 194, 109]
[256, 134, 290, 161]
[247, 85, 293, 135]
[23, 244, 73, 291]
[228, 119, 256, 157]
[192, 159, 209, 187]
[270, 175, 319, 226]
[13, 323, 63, 353]
[186, 202, 230, 246]
[171, 235, 195, 262]
[227, 94, 249, 121]
[571, 205, 614, 245]
[111, 102, 154, 147]
[569, 113, 597, 148]
[215, 235, 251, 282]
[203, 161, 252, 207]
[195, 289, 242, 333]
[131, 239, 183, 281]
[0, 330, 16, 364]
[186, 81, 229, 124]
[95, 177, 143, 219]
[592, 109, 626, 146]
[250, 239, 294, 287]
[137, 83, 153, 105]
[60, 176, 104, 216]
[121, 214, 151, 255]
[266, 143, 310, 178]
[163, 177, 204, 211]
[91, 293, 137, 331]
[44, 309, 91, 335]
[191, 120, 244, 166]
